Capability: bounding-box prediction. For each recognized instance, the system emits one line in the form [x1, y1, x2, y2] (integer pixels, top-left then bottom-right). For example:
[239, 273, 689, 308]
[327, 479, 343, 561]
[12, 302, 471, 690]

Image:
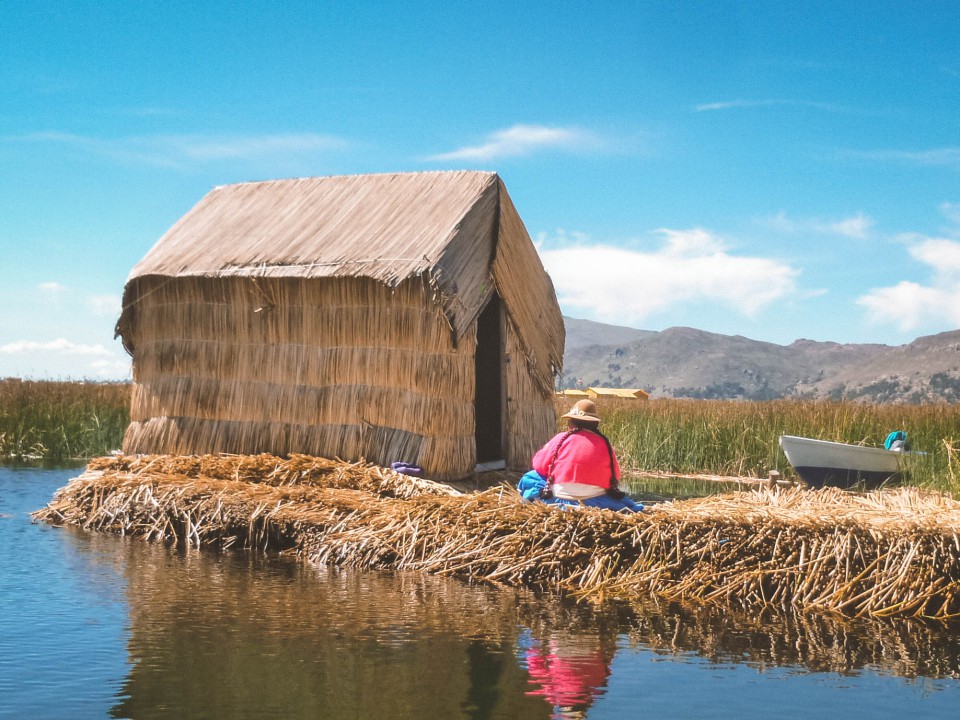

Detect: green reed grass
[555, 396, 960, 495]
[0, 379, 130, 463]
[8, 378, 960, 491]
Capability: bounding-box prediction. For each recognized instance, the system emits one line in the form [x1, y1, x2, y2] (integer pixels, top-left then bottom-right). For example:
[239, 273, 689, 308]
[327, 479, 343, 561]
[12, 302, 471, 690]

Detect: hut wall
[503, 320, 557, 469]
[122, 275, 477, 479]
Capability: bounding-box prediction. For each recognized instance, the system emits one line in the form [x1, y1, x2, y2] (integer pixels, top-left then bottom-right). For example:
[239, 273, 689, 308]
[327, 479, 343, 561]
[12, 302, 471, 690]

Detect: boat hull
[779, 435, 901, 489]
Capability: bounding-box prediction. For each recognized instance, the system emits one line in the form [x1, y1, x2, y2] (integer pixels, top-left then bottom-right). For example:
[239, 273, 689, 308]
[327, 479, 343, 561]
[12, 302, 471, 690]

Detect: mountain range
[561, 317, 960, 403]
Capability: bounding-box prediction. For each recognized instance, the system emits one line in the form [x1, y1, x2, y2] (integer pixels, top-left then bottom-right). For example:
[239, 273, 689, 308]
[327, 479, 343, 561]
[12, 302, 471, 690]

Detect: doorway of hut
[474, 293, 505, 471]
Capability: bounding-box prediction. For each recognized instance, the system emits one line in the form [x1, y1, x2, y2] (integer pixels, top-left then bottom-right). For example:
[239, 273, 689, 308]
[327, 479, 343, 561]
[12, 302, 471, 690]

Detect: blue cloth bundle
[517, 470, 643, 513]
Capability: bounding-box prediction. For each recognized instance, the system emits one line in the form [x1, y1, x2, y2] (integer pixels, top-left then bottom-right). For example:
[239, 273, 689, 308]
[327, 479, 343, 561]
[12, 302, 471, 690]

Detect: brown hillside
[562, 319, 960, 403]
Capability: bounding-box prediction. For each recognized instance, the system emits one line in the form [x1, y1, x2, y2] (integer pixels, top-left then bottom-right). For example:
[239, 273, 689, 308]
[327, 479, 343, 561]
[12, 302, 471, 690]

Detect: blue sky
[2, 1, 959, 379]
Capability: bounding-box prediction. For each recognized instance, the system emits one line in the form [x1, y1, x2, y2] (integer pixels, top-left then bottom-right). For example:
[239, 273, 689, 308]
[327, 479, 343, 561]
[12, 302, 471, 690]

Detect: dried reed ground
[33, 453, 960, 620]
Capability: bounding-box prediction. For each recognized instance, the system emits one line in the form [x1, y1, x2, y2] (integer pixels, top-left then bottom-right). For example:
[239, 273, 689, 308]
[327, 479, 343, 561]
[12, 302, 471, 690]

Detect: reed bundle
[117, 174, 565, 480]
[85, 452, 460, 499]
[34, 454, 960, 620]
[121, 275, 556, 479]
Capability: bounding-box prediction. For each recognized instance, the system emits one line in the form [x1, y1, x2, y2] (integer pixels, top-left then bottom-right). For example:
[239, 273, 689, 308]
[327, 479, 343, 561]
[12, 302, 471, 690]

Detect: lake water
[4, 467, 960, 720]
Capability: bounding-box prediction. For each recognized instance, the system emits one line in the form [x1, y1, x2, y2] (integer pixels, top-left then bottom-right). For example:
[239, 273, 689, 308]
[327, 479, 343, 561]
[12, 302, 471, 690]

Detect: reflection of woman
[520, 630, 612, 720]
[518, 399, 643, 512]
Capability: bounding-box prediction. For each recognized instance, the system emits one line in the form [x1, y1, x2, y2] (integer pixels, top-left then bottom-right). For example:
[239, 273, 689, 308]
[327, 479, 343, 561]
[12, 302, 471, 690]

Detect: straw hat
[561, 399, 601, 423]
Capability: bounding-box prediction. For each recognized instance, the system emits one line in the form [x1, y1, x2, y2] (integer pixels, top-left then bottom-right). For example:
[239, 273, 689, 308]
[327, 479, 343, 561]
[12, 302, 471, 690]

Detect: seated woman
[518, 399, 643, 512]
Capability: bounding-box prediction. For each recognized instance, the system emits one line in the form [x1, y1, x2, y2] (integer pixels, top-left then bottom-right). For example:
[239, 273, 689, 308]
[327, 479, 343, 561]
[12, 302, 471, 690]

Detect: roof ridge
[213, 170, 499, 191]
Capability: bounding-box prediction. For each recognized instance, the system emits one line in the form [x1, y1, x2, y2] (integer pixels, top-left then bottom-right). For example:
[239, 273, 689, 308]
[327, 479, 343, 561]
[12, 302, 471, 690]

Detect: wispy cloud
[847, 147, 960, 166]
[0, 339, 130, 379]
[5, 131, 349, 168]
[38, 281, 65, 295]
[695, 99, 842, 112]
[0, 338, 113, 356]
[826, 214, 874, 239]
[537, 228, 798, 325]
[87, 358, 133, 379]
[120, 106, 181, 117]
[939, 201, 960, 227]
[86, 294, 122, 317]
[168, 134, 346, 161]
[426, 124, 604, 162]
[760, 211, 874, 239]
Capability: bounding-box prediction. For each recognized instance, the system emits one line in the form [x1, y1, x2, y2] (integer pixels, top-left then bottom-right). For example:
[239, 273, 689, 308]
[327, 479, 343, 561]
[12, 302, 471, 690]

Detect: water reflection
[104, 534, 960, 719]
[621, 599, 960, 679]
[520, 630, 613, 719]
[10, 468, 960, 719]
[109, 541, 552, 719]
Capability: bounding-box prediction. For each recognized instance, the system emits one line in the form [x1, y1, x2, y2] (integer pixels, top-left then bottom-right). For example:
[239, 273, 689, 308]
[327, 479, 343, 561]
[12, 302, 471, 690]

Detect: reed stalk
[0, 379, 129, 462]
[32, 452, 960, 620]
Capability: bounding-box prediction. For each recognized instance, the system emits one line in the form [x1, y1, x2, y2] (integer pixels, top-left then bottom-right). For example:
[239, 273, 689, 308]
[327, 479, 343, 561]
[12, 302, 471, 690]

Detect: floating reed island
[33, 453, 960, 621]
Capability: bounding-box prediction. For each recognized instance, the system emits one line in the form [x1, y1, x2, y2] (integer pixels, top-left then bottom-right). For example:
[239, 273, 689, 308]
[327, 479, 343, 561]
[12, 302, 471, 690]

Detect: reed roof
[120, 170, 564, 385]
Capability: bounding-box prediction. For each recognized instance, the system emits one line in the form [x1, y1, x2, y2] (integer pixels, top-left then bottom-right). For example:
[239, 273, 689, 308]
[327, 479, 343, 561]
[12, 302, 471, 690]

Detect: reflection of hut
[110, 539, 552, 719]
[115, 171, 564, 480]
[585, 388, 649, 400]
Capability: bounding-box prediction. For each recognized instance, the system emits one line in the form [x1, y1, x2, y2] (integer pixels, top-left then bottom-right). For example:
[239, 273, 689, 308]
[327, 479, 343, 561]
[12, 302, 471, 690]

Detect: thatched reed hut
[115, 171, 564, 480]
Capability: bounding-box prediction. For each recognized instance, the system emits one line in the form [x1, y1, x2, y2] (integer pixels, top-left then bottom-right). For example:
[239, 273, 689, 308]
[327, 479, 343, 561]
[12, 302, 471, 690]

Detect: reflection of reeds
[87, 527, 960, 681]
[0, 379, 129, 462]
[34, 453, 960, 620]
[624, 598, 960, 678]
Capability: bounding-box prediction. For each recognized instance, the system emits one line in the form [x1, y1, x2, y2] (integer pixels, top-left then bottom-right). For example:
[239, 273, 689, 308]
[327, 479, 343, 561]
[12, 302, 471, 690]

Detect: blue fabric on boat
[884, 431, 907, 451]
[517, 470, 643, 513]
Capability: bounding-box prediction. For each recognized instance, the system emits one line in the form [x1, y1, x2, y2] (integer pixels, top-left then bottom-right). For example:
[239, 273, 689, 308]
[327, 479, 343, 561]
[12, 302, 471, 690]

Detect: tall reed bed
[555, 397, 960, 493]
[0, 379, 130, 462]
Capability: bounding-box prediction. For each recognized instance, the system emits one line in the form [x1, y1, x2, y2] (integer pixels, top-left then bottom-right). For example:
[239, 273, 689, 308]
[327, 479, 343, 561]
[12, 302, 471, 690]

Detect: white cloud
[908, 238, 960, 281]
[0, 338, 113, 356]
[88, 358, 133, 379]
[86, 294, 122, 316]
[538, 228, 798, 325]
[858, 236, 960, 330]
[0, 338, 130, 380]
[759, 211, 874, 239]
[857, 281, 960, 332]
[533, 228, 591, 250]
[5, 131, 348, 168]
[426, 124, 602, 162]
[939, 202, 960, 227]
[824, 213, 873, 239]
[38, 281, 65, 295]
[165, 134, 346, 161]
[695, 99, 841, 112]
[761, 211, 796, 234]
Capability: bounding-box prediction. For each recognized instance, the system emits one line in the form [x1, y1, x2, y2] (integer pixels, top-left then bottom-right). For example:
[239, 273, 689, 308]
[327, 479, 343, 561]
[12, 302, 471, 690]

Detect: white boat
[778, 435, 904, 489]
